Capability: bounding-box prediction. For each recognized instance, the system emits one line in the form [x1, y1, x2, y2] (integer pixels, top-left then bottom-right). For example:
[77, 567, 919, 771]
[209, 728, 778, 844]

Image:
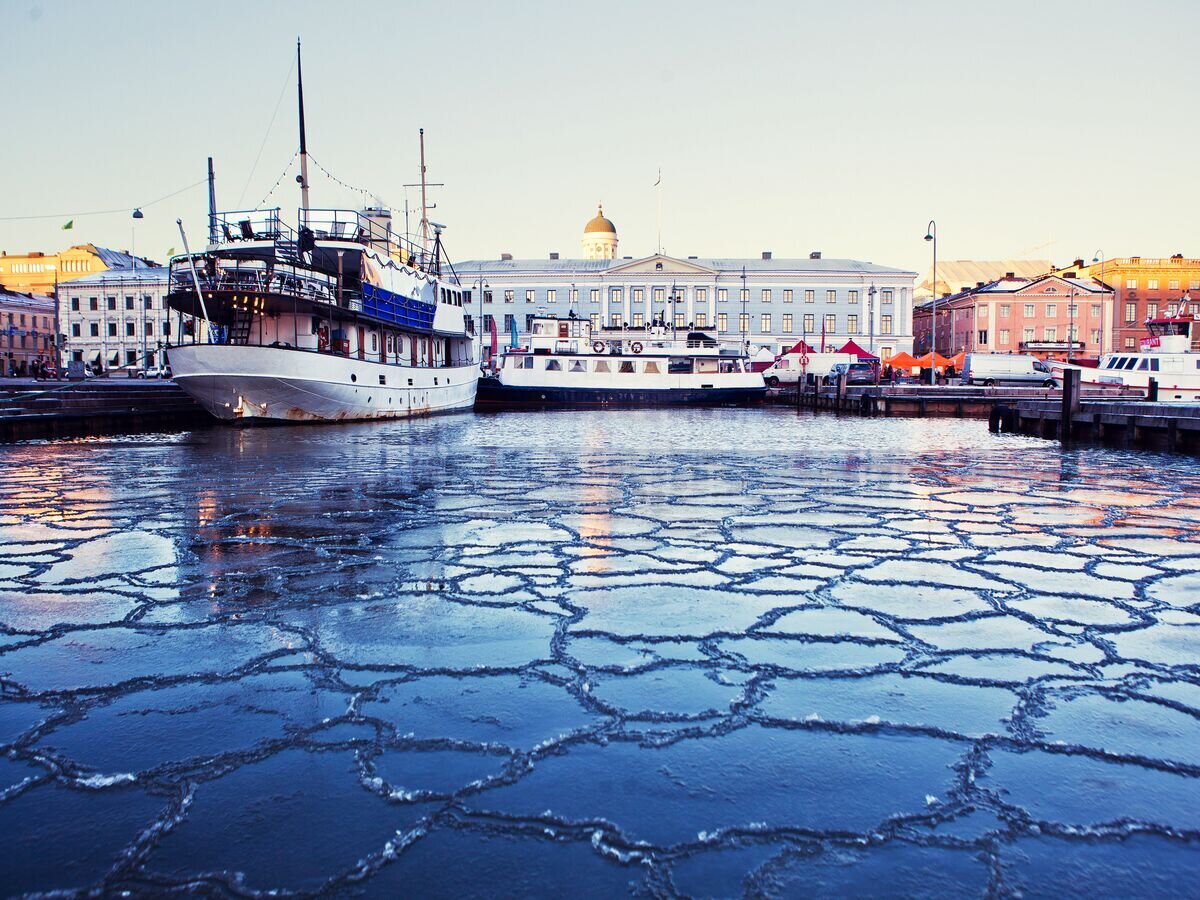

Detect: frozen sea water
[1, 408, 1199, 896]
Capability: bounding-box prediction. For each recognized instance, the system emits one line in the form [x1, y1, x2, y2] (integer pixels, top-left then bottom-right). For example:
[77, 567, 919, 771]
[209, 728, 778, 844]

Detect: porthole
[350, 373, 357, 383]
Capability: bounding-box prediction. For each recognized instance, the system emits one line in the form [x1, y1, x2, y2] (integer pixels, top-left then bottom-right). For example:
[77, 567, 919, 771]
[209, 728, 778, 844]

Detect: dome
[584, 204, 616, 234]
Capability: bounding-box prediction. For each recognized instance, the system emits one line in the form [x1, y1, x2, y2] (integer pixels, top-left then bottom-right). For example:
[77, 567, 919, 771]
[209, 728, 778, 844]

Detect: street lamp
[132, 209, 146, 369]
[1092, 250, 1106, 353]
[475, 271, 488, 366]
[740, 266, 748, 355]
[867, 282, 877, 356]
[925, 220, 937, 385]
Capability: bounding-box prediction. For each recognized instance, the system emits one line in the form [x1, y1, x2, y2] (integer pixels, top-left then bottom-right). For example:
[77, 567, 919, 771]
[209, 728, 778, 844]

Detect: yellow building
[0, 244, 143, 296]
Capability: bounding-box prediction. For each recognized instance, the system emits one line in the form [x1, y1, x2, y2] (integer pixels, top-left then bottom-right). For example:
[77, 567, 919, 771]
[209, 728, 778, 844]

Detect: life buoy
[630, 342, 644, 354]
[592, 341, 606, 354]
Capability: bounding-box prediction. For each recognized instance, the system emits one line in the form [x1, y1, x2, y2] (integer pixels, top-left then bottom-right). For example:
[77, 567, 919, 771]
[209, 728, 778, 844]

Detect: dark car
[824, 362, 876, 385]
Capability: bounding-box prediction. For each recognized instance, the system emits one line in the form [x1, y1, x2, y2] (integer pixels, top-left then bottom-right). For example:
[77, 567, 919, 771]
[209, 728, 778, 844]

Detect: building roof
[913, 273, 1110, 312]
[583, 205, 617, 234]
[57, 265, 169, 288]
[917, 259, 1052, 297]
[91, 246, 156, 270]
[452, 255, 915, 278]
[0, 288, 56, 312]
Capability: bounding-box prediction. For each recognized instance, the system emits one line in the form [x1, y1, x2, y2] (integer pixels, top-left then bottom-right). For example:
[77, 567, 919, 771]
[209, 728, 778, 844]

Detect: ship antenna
[297, 37, 310, 213]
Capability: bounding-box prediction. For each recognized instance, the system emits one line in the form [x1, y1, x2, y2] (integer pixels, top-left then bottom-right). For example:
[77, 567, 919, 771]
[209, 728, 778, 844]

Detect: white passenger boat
[1051, 315, 1200, 402]
[475, 315, 767, 408]
[164, 43, 478, 423]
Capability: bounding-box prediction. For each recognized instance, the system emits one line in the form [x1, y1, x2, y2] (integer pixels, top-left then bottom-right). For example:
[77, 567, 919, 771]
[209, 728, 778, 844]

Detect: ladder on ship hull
[228, 308, 254, 345]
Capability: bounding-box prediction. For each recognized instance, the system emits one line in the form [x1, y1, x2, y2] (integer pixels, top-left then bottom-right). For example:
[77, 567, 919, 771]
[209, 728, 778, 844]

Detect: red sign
[1140, 336, 1160, 351]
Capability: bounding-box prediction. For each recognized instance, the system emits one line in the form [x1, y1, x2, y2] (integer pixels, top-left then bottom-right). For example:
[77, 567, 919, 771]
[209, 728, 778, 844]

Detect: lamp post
[924, 221, 937, 385]
[867, 282, 877, 356]
[1092, 250, 1106, 353]
[132, 208, 146, 368]
[476, 271, 488, 367]
[740, 266, 748, 355]
[1068, 284, 1076, 364]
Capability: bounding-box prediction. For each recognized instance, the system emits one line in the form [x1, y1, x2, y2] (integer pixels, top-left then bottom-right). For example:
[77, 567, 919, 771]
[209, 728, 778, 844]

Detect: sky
[2, 0, 1197, 277]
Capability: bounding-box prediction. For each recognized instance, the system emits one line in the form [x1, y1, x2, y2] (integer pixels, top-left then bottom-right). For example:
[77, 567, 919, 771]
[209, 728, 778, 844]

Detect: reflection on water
[1, 408, 1199, 896]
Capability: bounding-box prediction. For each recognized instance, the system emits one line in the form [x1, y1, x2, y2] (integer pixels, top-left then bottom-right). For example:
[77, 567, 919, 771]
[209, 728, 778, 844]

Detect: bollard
[1148, 377, 1158, 402]
[836, 372, 847, 408]
[1060, 369, 1080, 443]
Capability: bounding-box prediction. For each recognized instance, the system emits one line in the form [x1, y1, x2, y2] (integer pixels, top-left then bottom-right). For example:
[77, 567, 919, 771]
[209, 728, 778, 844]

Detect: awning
[89, 352, 101, 364]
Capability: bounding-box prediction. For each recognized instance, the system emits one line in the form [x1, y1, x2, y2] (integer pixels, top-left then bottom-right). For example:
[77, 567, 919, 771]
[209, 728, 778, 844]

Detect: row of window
[989, 327, 1102, 345]
[987, 303, 1103, 319]
[1123, 301, 1200, 322]
[483, 287, 898, 304]
[70, 320, 171, 338]
[482, 312, 896, 336]
[507, 356, 745, 375]
[69, 295, 159, 312]
[3, 313, 52, 328]
[1125, 279, 1199, 290]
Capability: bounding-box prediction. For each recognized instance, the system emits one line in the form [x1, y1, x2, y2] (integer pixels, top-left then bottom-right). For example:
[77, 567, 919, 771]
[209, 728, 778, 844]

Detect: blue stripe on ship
[362, 284, 436, 332]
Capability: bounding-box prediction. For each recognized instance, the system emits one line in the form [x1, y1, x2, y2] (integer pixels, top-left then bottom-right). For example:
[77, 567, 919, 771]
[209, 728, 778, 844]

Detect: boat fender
[592, 341, 606, 354]
[631, 342, 643, 354]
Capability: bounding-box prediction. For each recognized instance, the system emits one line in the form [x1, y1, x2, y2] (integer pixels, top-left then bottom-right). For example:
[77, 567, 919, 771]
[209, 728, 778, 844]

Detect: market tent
[947, 351, 966, 369]
[784, 339, 817, 355]
[883, 351, 919, 370]
[913, 352, 954, 369]
[836, 339, 878, 360]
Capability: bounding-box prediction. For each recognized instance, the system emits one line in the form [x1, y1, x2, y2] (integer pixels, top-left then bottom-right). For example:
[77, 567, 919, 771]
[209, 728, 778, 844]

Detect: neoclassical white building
[456, 207, 917, 357]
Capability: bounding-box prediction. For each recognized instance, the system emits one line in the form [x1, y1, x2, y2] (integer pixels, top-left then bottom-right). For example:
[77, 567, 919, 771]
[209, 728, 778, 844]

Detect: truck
[960, 353, 1058, 387]
[762, 352, 853, 387]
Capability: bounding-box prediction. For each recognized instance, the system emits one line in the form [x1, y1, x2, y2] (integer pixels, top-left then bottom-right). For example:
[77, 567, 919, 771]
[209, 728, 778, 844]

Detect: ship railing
[211, 208, 291, 244]
[298, 208, 429, 266]
[168, 258, 342, 306]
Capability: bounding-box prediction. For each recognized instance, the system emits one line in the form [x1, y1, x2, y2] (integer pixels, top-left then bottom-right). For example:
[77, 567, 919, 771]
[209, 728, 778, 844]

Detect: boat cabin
[1141, 315, 1199, 353]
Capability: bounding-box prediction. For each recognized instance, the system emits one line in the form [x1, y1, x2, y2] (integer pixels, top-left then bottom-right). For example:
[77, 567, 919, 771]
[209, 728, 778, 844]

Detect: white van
[763, 352, 853, 387]
[960, 353, 1058, 387]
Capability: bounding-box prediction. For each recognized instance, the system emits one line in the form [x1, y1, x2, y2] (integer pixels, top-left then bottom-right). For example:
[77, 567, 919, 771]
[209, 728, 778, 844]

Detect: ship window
[520, 357, 534, 369]
[619, 360, 636, 373]
[668, 357, 693, 374]
[594, 360, 611, 373]
[1150, 358, 1160, 371]
[379, 375, 386, 385]
[1124, 358, 1138, 370]
[1137, 359, 1150, 370]
[569, 360, 586, 372]
[371, 334, 378, 352]
[545, 359, 561, 371]
[644, 361, 661, 374]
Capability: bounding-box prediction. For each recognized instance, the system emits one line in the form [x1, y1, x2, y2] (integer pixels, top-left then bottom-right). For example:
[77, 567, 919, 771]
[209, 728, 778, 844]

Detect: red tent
[835, 339, 879, 360]
[784, 339, 817, 355]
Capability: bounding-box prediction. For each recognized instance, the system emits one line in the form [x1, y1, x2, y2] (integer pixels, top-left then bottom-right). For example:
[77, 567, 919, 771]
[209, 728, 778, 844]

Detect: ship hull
[475, 377, 766, 409]
[168, 344, 479, 422]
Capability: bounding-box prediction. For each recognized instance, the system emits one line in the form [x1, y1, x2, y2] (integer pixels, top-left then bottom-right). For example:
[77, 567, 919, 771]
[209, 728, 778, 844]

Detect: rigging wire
[307, 154, 390, 209]
[0, 179, 208, 222]
[252, 149, 299, 211]
[236, 54, 297, 208]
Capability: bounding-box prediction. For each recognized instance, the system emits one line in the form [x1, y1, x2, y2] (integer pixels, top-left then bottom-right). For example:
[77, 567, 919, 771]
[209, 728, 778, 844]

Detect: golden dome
[584, 204, 616, 234]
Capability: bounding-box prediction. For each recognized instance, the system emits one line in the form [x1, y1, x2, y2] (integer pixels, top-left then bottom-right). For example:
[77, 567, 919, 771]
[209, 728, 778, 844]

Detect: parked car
[823, 361, 876, 386]
[762, 352, 853, 388]
[137, 364, 172, 379]
[960, 353, 1058, 387]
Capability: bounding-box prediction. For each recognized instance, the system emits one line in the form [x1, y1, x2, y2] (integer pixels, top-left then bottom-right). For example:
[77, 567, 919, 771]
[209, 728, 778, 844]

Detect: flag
[510, 316, 519, 349]
[654, 169, 661, 187]
[166, 247, 176, 257]
[62, 220, 73, 230]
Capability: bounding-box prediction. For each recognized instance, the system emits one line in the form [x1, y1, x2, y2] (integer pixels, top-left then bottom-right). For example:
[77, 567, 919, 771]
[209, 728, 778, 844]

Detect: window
[483, 290, 493, 304]
[782, 314, 793, 332]
[847, 314, 858, 334]
[610, 288, 622, 303]
[654, 287, 664, 302]
[761, 289, 771, 303]
[71, 323, 81, 337]
[482, 314, 494, 331]
[590, 289, 600, 303]
[126, 350, 137, 366]
[644, 361, 660, 374]
[126, 322, 135, 336]
[783, 289, 793, 303]
[1089, 304, 1100, 317]
[880, 315, 892, 335]
[163, 321, 171, 336]
[589, 313, 600, 330]
[1191, 280, 1200, 291]
[1024, 304, 1035, 317]
[696, 288, 707, 302]
[1124, 337, 1135, 349]
[804, 290, 814, 303]
[143, 296, 153, 309]
[696, 313, 707, 327]
[1148, 279, 1159, 290]
[525, 289, 535, 303]
[674, 313, 685, 327]
[632, 313, 644, 327]
[547, 289, 556, 303]
[978, 330, 988, 345]
[525, 315, 536, 332]
[569, 360, 586, 372]
[610, 314, 621, 327]
[824, 313, 836, 333]
[1090, 329, 1101, 346]
[1046, 304, 1057, 316]
[545, 359, 561, 371]
[504, 290, 514, 303]
[1044, 326, 1057, 341]
[503, 314, 515, 332]
[570, 289, 579, 303]
[881, 289, 893, 303]
[760, 314, 771, 332]
[1167, 304, 1178, 317]
[718, 312, 728, 331]
[632, 288, 643, 302]
[1147, 302, 1158, 317]
[594, 359, 610, 373]
[90, 323, 99, 337]
[618, 360, 635, 373]
[71, 298, 80, 311]
[718, 288, 728, 302]
[848, 290, 859, 304]
[1126, 279, 1137, 289]
[738, 313, 750, 333]
[999, 304, 1010, 317]
[1023, 327, 1035, 342]
[1169, 279, 1179, 290]
[826, 290, 836, 303]
[1125, 302, 1137, 322]
[89, 297, 98, 311]
[108, 322, 117, 337]
[999, 329, 1009, 344]
[125, 296, 134, 310]
[107, 297, 116, 310]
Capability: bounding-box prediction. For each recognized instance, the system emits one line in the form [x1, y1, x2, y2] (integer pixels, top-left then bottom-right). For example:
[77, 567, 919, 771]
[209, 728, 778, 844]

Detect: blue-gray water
[1, 408, 1199, 898]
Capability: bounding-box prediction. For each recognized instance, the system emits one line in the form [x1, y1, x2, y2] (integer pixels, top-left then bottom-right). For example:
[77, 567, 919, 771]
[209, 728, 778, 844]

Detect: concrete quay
[0, 379, 209, 442]
[992, 398, 1200, 454]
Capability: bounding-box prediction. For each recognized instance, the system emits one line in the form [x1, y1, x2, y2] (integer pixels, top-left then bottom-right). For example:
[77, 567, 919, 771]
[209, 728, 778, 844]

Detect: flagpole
[655, 169, 662, 255]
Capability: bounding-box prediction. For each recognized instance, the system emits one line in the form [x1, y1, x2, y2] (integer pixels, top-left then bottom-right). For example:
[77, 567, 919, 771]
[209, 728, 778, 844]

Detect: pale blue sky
[2, 0, 1196, 276]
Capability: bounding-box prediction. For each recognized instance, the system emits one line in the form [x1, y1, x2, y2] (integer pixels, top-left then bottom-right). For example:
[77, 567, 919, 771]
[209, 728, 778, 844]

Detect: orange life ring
[631, 342, 644, 354]
[592, 341, 605, 354]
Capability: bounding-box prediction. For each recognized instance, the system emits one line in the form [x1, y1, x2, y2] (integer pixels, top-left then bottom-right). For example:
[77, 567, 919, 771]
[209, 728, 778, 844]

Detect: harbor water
[1, 408, 1199, 897]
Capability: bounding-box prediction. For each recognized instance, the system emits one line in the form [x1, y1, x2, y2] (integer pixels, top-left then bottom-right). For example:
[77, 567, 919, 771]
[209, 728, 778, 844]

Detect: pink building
[913, 272, 1113, 360]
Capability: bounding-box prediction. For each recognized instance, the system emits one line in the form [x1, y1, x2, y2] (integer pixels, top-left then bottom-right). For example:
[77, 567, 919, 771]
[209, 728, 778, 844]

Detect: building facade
[916, 259, 1051, 301]
[0, 289, 57, 376]
[56, 266, 178, 372]
[0, 244, 147, 296]
[1055, 256, 1200, 352]
[913, 273, 1113, 359]
[456, 209, 917, 358]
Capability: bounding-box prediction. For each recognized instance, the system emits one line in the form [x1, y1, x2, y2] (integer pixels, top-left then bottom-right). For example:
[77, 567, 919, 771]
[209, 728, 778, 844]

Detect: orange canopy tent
[947, 351, 966, 369]
[913, 352, 954, 369]
[883, 351, 919, 370]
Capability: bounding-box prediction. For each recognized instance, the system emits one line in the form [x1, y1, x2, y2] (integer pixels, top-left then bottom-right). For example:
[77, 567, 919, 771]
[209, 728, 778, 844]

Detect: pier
[0, 379, 209, 442]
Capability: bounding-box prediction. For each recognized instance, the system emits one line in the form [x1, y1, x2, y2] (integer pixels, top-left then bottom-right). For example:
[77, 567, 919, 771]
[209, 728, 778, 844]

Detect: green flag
[62, 220, 74, 230]
[167, 247, 176, 257]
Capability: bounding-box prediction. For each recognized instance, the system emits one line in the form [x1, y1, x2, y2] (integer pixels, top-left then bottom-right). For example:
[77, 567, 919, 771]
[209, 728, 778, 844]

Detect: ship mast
[297, 38, 310, 212]
[419, 128, 429, 256]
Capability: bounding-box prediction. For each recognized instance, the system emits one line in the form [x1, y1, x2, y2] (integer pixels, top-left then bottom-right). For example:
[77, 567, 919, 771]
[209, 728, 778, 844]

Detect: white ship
[1052, 314, 1200, 402]
[475, 314, 767, 407]
[165, 44, 478, 423]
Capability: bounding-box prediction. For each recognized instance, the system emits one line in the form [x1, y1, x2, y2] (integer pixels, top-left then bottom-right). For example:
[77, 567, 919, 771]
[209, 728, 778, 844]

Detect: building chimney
[549, 252, 559, 260]
[810, 251, 822, 260]
[687, 255, 698, 260]
[500, 253, 512, 261]
[1005, 271, 1015, 279]
[976, 281, 985, 288]
[1073, 258, 1084, 268]
[762, 251, 772, 260]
